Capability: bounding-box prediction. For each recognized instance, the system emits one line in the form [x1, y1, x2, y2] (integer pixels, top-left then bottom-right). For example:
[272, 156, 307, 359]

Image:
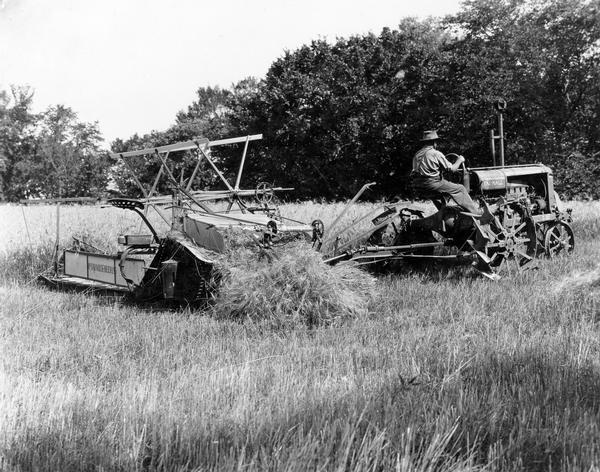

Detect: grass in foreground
[1, 202, 600, 471]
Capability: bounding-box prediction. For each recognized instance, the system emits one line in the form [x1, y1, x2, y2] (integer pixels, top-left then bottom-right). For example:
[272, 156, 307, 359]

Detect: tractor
[322, 160, 573, 279]
[321, 100, 574, 278]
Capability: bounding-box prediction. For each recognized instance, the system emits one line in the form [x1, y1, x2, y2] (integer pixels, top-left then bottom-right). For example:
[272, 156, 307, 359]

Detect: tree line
[0, 86, 108, 201]
[2, 0, 599, 201]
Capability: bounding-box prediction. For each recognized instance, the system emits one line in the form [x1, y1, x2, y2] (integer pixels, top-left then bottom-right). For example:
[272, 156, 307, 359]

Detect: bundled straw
[213, 240, 375, 328]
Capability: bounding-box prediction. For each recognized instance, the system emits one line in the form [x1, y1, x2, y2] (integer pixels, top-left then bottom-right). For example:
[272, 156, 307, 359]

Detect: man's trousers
[412, 176, 479, 214]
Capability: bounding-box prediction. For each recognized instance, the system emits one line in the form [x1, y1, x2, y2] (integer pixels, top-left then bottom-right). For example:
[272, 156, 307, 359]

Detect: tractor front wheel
[544, 221, 574, 257]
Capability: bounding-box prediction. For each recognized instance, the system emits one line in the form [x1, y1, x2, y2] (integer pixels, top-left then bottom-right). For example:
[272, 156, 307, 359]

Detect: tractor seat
[108, 198, 145, 210]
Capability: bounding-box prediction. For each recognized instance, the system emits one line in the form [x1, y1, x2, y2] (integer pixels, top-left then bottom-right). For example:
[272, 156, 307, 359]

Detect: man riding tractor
[410, 130, 480, 215]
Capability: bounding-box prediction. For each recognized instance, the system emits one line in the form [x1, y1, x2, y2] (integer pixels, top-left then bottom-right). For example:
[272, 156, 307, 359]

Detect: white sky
[0, 0, 462, 146]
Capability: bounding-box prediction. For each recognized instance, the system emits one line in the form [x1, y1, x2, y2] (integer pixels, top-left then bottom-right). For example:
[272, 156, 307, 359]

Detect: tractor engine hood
[470, 164, 552, 191]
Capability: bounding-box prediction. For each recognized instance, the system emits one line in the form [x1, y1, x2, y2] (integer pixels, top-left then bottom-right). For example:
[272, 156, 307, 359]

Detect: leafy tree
[111, 0, 600, 200]
[14, 105, 107, 199]
[0, 90, 9, 199]
[174, 85, 231, 134]
[443, 0, 600, 195]
[0, 87, 110, 200]
[0, 86, 38, 200]
[227, 21, 451, 199]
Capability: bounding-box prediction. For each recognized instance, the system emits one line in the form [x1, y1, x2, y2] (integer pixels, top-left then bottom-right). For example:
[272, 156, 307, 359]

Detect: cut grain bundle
[213, 242, 375, 328]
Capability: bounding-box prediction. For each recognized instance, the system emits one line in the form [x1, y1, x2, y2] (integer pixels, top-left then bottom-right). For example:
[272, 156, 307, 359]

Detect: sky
[0, 0, 462, 146]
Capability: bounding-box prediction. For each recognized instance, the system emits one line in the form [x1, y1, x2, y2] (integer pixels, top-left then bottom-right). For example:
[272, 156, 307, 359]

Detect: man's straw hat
[420, 130, 439, 141]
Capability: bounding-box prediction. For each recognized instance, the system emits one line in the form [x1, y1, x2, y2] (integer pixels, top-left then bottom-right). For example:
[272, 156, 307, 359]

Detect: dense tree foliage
[111, 0, 599, 200]
[0, 87, 108, 200]
[3, 0, 597, 201]
[443, 0, 600, 198]
[0, 87, 38, 200]
[228, 21, 456, 198]
[21, 105, 108, 198]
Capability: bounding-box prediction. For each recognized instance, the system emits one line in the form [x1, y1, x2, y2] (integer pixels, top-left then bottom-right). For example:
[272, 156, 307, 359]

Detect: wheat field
[1, 200, 600, 471]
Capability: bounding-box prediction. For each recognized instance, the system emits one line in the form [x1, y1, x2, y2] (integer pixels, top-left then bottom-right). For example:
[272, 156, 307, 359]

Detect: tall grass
[1, 201, 600, 471]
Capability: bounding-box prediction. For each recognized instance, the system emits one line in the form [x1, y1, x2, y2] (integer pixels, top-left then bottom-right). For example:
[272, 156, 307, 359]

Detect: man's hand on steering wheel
[446, 153, 466, 172]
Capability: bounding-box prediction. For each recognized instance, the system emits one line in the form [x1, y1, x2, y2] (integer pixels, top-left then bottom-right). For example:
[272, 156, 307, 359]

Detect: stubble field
[1, 200, 600, 471]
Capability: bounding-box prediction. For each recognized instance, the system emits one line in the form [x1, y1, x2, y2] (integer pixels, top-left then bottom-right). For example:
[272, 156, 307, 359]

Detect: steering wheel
[445, 153, 470, 190]
[446, 153, 463, 166]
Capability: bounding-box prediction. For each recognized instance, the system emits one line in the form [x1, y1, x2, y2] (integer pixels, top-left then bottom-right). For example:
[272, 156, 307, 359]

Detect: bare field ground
[1, 201, 600, 471]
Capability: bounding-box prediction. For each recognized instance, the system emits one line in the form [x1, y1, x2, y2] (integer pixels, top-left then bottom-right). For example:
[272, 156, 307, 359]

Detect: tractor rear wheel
[486, 202, 537, 276]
